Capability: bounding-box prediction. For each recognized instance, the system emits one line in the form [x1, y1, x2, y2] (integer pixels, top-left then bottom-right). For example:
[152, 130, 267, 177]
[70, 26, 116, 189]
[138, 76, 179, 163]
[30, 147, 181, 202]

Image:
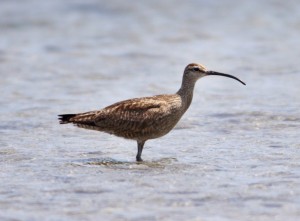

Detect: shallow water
[1, 0, 300, 220]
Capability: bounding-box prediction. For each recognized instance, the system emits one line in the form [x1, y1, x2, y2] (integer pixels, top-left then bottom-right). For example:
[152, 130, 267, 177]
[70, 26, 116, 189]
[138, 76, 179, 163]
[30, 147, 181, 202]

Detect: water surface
[0, 0, 300, 220]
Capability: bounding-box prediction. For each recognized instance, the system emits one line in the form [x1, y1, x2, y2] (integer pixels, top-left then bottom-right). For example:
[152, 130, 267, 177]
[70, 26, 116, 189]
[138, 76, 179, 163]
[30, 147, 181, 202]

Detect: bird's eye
[192, 67, 200, 72]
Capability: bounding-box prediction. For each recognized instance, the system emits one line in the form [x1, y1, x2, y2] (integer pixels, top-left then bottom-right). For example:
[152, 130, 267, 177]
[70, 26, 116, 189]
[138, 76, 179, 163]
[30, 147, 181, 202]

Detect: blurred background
[0, 0, 299, 220]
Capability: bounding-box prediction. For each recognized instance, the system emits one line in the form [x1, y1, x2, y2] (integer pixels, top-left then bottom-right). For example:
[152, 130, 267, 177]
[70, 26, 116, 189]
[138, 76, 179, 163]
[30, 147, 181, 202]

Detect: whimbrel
[59, 63, 245, 161]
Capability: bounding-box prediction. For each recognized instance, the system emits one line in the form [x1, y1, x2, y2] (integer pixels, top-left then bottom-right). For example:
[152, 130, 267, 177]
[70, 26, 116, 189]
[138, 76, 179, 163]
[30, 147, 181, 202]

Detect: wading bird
[59, 63, 245, 161]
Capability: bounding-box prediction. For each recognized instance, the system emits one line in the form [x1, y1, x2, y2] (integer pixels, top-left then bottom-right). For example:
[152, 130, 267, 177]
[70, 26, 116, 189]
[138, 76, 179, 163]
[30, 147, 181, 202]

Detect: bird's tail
[58, 111, 99, 125]
[58, 114, 77, 124]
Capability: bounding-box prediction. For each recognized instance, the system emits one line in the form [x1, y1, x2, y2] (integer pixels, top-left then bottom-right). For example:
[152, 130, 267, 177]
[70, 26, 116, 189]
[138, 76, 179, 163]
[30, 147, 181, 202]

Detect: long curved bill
[206, 71, 246, 85]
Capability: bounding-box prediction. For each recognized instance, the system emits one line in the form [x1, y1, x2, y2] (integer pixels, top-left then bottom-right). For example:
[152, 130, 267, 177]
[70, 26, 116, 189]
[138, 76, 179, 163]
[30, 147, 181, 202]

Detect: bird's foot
[136, 156, 143, 162]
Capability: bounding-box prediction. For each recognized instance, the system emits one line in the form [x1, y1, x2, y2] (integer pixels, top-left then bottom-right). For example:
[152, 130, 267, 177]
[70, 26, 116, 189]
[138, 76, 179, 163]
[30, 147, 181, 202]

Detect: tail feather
[58, 111, 104, 132]
[58, 114, 77, 124]
[58, 111, 99, 126]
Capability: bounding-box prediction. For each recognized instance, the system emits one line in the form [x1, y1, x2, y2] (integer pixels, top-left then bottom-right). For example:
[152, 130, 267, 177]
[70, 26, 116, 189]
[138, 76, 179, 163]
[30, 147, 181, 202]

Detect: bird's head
[184, 63, 246, 85]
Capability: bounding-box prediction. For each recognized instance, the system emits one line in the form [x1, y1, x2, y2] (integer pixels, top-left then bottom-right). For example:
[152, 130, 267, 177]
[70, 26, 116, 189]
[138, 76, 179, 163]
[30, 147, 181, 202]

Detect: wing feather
[93, 96, 172, 138]
[59, 94, 181, 140]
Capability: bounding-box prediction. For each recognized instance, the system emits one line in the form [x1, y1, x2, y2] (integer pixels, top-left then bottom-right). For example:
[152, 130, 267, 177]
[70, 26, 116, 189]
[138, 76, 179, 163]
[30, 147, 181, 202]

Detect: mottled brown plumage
[59, 63, 245, 161]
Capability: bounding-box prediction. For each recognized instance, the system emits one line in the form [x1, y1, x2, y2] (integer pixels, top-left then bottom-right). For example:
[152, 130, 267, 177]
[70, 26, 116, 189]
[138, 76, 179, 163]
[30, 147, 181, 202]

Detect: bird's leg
[136, 141, 145, 162]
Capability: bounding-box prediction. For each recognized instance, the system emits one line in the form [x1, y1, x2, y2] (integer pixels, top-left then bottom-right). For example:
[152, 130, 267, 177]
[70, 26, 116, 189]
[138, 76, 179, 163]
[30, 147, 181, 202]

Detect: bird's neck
[176, 77, 196, 112]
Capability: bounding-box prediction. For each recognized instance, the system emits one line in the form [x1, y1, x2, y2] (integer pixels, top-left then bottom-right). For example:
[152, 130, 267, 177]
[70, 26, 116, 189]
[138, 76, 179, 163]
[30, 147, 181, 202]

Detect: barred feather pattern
[59, 94, 185, 141]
